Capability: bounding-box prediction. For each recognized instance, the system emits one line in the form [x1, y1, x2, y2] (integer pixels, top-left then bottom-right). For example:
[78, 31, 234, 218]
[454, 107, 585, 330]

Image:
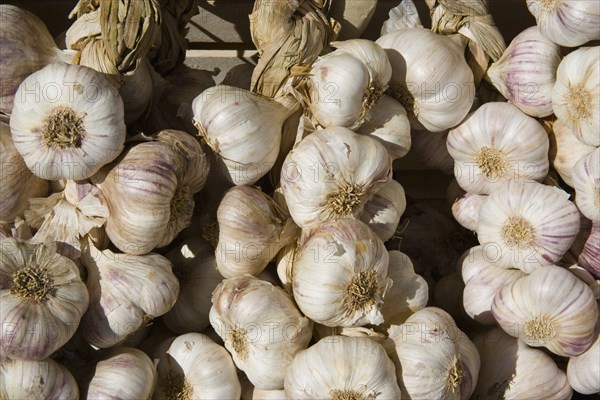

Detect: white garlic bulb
[192, 85, 289, 185]
[210, 275, 312, 390]
[573, 148, 600, 222]
[376, 28, 475, 132]
[452, 191, 487, 231]
[293, 218, 391, 327]
[85, 347, 156, 400]
[486, 26, 561, 118]
[0, 357, 79, 399]
[80, 241, 179, 348]
[492, 265, 598, 357]
[552, 46, 600, 146]
[388, 307, 480, 399]
[154, 333, 241, 400]
[284, 336, 401, 399]
[216, 185, 296, 278]
[567, 317, 600, 395]
[461, 246, 525, 325]
[359, 179, 406, 242]
[0, 239, 88, 360]
[10, 62, 126, 180]
[447, 102, 550, 194]
[355, 94, 411, 160]
[280, 126, 392, 229]
[527, 0, 600, 47]
[473, 327, 572, 399]
[476, 181, 580, 272]
[551, 119, 596, 187]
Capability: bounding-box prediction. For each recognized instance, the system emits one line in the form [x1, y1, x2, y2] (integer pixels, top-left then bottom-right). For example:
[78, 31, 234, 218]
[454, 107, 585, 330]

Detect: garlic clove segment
[447, 102, 550, 194]
[210, 275, 312, 390]
[10, 62, 126, 181]
[0, 239, 89, 360]
[551, 119, 596, 187]
[527, 0, 600, 47]
[492, 265, 598, 357]
[567, 317, 600, 395]
[154, 333, 241, 400]
[552, 46, 600, 146]
[293, 218, 391, 327]
[0, 357, 79, 399]
[573, 148, 600, 222]
[359, 179, 406, 242]
[284, 335, 401, 400]
[451, 191, 487, 231]
[476, 181, 580, 272]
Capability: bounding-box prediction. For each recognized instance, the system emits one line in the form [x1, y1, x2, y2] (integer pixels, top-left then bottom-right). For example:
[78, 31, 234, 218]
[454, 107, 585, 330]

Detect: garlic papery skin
[551, 119, 596, 187]
[355, 94, 411, 160]
[567, 317, 600, 395]
[85, 347, 156, 400]
[388, 307, 480, 399]
[527, 0, 600, 47]
[476, 181, 580, 272]
[473, 327, 572, 399]
[80, 241, 179, 348]
[461, 246, 526, 325]
[447, 102, 550, 194]
[284, 335, 401, 400]
[552, 46, 600, 146]
[10, 62, 126, 181]
[380, 250, 428, 328]
[192, 85, 288, 186]
[573, 148, 600, 221]
[359, 179, 406, 242]
[492, 265, 598, 357]
[452, 192, 487, 231]
[280, 127, 392, 229]
[293, 218, 391, 327]
[486, 26, 561, 118]
[0, 122, 48, 224]
[163, 237, 222, 334]
[154, 333, 241, 400]
[376, 28, 475, 132]
[216, 185, 296, 278]
[0, 239, 88, 360]
[210, 275, 312, 390]
[0, 357, 79, 399]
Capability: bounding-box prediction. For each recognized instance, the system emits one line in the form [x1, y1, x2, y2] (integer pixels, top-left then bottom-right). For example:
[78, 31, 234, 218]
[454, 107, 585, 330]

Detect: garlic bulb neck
[524, 315, 556, 342]
[565, 83, 592, 120]
[42, 106, 85, 149]
[162, 371, 194, 400]
[11, 266, 55, 302]
[327, 183, 365, 217]
[501, 216, 535, 248]
[344, 269, 379, 315]
[475, 146, 508, 179]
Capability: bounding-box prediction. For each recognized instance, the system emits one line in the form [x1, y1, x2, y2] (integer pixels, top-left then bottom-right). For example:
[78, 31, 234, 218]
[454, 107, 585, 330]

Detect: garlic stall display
[2, 0, 600, 398]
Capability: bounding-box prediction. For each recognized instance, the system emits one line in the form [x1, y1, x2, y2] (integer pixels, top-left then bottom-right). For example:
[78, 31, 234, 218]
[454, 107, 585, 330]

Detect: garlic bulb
[280, 127, 392, 229]
[578, 221, 600, 277]
[163, 237, 222, 334]
[85, 347, 156, 400]
[573, 148, 600, 221]
[473, 327, 572, 399]
[10, 62, 126, 181]
[0, 239, 88, 360]
[486, 26, 561, 118]
[80, 241, 179, 348]
[210, 275, 312, 390]
[376, 28, 475, 132]
[154, 333, 241, 400]
[552, 46, 600, 146]
[527, 0, 600, 47]
[0, 357, 79, 399]
[380, 250, 428, 328]
[0, 122, 48, 223]
[551, 119, 596, 187]
[192, 85, 289, 185]
[461, 246, 525, 325]
[388, 307, 480, 399]
[410, 128, 455, 174]
[452, 191, 487, 231]
[567, 317, 600, 395]
[284, 336, 401, 399]
[216, 185, 296, 278]
[448, 102, 550, 194]
[476, 181, 580, 272]
[359, 179, 406, 242]
[293, 218, 391, 326]
[492, 265, 598, 356]
[355, 94, 411, 160]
